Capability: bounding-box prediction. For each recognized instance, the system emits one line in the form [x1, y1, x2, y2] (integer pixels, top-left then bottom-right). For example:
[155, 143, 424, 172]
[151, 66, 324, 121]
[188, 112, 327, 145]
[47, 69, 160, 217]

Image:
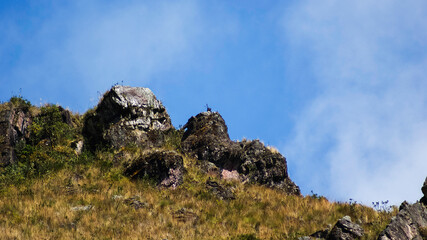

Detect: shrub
[29, 104, 73, 147]
[163, 128, 184, 152]
[9, 96, 32, 112]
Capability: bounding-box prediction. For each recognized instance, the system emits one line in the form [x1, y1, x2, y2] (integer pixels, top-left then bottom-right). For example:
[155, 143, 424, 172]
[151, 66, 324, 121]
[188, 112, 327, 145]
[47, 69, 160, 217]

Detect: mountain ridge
[0, 85, 425, 239]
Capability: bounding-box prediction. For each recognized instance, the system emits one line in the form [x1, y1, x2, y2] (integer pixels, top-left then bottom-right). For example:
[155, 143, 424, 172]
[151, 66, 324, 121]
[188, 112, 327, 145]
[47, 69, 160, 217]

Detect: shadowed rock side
[83, 86, 173, 151]
[181, 111, 300, 195]
[0, 103, 32, 167]
[123, 150, 184, 189]
[421, 177, 427, 205]
[327, 216, 364, 240]
[378, 177, 427, 240]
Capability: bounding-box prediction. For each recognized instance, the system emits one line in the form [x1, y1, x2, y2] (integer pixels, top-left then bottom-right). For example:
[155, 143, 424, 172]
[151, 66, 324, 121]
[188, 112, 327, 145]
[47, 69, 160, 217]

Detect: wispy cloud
[1, 0, 219, 110]
[282, 0, 427, 205]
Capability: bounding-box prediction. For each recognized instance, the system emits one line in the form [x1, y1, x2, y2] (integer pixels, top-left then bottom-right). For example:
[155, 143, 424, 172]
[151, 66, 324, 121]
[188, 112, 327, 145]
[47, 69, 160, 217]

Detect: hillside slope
[1, 86, 423, 239]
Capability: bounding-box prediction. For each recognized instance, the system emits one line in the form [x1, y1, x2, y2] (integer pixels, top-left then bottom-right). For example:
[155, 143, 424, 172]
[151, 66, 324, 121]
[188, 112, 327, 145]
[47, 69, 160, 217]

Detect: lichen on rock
[83, 85, 173, 151]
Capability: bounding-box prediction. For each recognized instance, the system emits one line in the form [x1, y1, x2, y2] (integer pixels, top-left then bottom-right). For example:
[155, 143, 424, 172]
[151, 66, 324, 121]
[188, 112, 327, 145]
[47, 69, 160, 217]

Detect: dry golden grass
[0, 151, 397, 240]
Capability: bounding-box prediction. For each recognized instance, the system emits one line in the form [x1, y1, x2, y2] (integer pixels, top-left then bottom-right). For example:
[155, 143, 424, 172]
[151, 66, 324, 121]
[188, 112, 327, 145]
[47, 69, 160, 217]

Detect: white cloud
[282, 0, 427, 205]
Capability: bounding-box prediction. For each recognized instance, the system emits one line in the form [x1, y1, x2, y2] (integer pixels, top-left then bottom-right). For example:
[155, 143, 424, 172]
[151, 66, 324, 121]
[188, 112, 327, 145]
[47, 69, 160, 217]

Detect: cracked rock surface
[181, 111, 300, 195]
[83, 85, 172, 150]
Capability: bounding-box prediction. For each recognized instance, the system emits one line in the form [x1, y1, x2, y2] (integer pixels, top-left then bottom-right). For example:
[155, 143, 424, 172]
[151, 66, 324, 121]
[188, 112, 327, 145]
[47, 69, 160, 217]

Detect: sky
[1, 0, 426, 206]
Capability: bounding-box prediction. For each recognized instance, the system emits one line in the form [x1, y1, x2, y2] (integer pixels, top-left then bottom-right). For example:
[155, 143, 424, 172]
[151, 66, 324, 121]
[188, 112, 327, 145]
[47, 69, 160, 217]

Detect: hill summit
[0, 85, 426, 239]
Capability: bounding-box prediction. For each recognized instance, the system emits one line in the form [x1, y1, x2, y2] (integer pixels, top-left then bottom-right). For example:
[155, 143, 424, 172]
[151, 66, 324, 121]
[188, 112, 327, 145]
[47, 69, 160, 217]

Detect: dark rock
[173, 208, 199, 223]
[205, 179, 236, 200]
[311, 228, 330, 238]
[421, 177, 427, 205]
[182, 111, 240, 168]
[123, 150, 184, 189]
[181, 111, 300, 195]
[378, 201, 427, 240]
[327, 216, 364, 240]
[238, 140, 300, 195]
[83, 85, 172, 151]
[58, 106, 74, 126]
[0, 103, 32, 167]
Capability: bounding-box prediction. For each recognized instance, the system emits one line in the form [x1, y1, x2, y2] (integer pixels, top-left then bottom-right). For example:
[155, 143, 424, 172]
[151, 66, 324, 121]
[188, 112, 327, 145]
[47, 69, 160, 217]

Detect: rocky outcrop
[378, 201, 427, 240]
[83, 86, 172, 151]
[123, 150, 184, 189]
[421, 177, 427, 205]
[181, 111, 300, 195]
[327, 216, 364, 240]
[182, 111, 240, 168]
[0, 103, 32, 167]
[238, 139, 300, 194]
[378, 177, 427, 240]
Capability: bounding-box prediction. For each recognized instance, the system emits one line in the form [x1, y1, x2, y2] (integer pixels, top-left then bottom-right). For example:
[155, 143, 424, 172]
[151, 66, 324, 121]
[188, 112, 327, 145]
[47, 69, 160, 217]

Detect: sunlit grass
[0, 152, 396, 240]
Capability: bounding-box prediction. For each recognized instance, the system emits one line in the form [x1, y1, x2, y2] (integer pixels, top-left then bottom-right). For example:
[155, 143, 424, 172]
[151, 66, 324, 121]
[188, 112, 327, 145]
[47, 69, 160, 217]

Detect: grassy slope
[0, 153, 396, 240]
[0, 100, 397, 239]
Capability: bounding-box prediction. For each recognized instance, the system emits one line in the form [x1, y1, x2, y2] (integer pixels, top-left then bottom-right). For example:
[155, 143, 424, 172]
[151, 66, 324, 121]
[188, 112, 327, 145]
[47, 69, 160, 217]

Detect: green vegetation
[30, 105, 71, 146]
[0, 98, 397, 239]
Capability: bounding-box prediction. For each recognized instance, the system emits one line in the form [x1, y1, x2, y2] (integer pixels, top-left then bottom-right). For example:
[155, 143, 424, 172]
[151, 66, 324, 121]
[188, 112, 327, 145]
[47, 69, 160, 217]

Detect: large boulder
[239, 139, 300, 194]
[378, 177, 427, 240]
[327, 216, 364, 240]
[378, 201, 427, 240]
[83, 86, 172, 150]
[0, 103, 32, 167]
[182, 111, 241, 168]
[123, 149, 184, 189]
[181, 111, 300, 195]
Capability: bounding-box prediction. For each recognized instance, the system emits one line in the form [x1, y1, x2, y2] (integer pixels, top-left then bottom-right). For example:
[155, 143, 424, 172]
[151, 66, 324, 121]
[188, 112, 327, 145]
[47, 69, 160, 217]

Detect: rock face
[0, 103, 32, 167]
[421, 177, 427, 205]
[327, 216, 364, 240]
[181, 111, 300, 195]
[378, 201, 427, 240]
[83, 86, 172, 150]
[123, 150, 184, 189]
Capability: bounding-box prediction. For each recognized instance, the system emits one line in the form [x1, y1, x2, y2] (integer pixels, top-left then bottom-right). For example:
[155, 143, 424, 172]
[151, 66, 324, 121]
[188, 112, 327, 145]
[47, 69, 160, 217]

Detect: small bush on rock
[29, 104, 73, 147]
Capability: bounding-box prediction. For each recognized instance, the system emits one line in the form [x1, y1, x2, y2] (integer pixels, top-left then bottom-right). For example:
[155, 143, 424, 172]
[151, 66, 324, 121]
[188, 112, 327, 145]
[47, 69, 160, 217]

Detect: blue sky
[1, 0, 426, 206]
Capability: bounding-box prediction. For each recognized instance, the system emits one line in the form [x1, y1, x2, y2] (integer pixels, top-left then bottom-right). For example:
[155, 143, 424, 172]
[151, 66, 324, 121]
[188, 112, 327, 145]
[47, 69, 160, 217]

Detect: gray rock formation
[378, 201, 427, 240]
[123, 150, 184, 189]
[327, 216, 364, 240]
[0, 103, 32, 167]
[181, 111, 300, 195]
[83, 86, 172, 150]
